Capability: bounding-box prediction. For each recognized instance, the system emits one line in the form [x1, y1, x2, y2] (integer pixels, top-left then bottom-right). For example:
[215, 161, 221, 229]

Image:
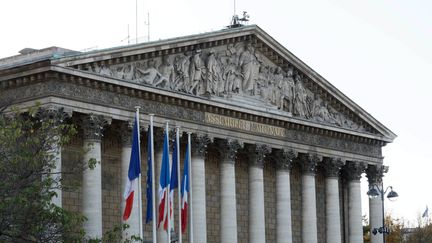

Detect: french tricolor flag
[157, 127, 170, 229]
[180, 142, 190, 233]
[122, 116, 141, 221]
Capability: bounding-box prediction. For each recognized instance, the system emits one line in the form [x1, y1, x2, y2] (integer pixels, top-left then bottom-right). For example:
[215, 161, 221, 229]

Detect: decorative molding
[298, 153, 321, 175]
[34, 106, 71, 125]
[1, 81, 384, 159]
[248, 144, 271, 168]
[217, 138, 243, 163]
[81, 114, 111, 141]
[275, 148, 296, 171]
[191, 133, 212, 157]
[119, 120, 134, 146]
[323, 157, 344, 178]
[343, 161, 367, 181]
[366, 164, 388, 184]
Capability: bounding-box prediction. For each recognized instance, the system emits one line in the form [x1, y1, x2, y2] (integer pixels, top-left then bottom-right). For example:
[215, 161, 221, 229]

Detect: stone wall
[205, 149, 221, 243]
[264, 161, 277, 242]
[291, 165, 302, 243]
[236, 153, 250, 243]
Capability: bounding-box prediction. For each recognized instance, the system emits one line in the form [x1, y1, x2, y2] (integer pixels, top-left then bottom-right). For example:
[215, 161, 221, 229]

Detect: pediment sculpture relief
[87, 43, 364, 132]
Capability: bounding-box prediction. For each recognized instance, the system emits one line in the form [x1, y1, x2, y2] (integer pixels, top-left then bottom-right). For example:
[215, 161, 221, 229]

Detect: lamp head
[367, 186, 380, 199]
[387, 188, 399, 201]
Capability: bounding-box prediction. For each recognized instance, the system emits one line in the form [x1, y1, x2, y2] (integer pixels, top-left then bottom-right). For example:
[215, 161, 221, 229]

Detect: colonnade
[55, 113, 384, 243]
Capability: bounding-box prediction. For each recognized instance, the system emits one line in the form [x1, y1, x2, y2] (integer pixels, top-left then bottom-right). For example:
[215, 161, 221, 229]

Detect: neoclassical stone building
[0, 25, 395, 243]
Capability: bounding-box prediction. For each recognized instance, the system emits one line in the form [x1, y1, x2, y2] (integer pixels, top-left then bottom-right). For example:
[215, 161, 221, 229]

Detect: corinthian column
[275, 149, 295, 243]
[81, 114, 110, 238]
[191, 133, 212, 243]
[344, 161, 366, 243]
[323, 158, 344, 243]
[218, 139, 242, 243]
[299, 153, 320, 243]
[120, 121, 140, 238]
[366, 164, 387, 243]
[248, 144, 271, 243]
[35, 106, 71, 208]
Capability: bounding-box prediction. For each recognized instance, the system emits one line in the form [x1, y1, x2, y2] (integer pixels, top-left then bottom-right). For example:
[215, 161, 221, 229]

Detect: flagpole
[135, 106, 143, 241]
[187, 132, 193, 243]
[149, 114, 157, 243]
[176, 127, 182, 243]
[166, 121, 171, 243]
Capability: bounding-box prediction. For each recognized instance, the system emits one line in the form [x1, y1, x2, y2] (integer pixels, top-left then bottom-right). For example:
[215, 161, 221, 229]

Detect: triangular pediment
[52, 25, 396, 142]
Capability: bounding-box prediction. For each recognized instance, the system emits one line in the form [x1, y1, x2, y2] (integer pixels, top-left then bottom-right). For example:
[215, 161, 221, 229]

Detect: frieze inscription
[205, 112, 286, 137]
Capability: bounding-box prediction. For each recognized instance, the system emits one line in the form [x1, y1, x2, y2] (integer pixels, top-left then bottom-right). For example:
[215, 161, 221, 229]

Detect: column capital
[298, 153, 321, 175]
[217, 139, 243, 163]
[344, 161, 367, 181]
[366, 164, 388, 184]
[119, 120, 134, 146]
[34, 106, 72, 125]
[191, 133, 212, 157]
[248, 144, 271, 168]
[323, 157, 344, 178]
[81, 114, 111, 141]
[275, 148, 296, 171]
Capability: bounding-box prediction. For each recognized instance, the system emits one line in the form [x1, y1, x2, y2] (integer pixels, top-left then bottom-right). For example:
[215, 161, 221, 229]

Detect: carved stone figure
[174, 52, 191, 92]
[223, 58, 241, 95]
[205, 50, 223, 95]
[239, 44, 260, 95]
[136, 59, 168, 87]
[281, 67, 295, 112]
[273, 67, 284, 108]
[188, 50, 204, 95]
[312, 98, 332, 123]
[158, 55, 176, 90]
[293, 75, 310, 118]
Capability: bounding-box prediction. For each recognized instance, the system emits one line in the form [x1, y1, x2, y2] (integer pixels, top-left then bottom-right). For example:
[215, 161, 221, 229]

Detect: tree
[0, 106, 86, 242]
[0, 106, 140, 242]
[406, 217, 432, 243]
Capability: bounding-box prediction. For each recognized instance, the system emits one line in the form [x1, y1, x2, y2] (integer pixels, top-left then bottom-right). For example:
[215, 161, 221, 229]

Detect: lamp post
[367, 184, 399, 243]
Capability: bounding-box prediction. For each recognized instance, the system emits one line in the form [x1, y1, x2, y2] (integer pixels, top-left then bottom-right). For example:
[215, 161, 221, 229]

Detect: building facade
[0, 25, 396, 243]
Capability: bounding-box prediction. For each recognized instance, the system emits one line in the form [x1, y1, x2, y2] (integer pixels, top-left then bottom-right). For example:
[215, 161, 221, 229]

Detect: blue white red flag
[157, 128, 170, 229]
[180, 143, 190, 233]
[122, 116, 141, 221]
[165, 135, 178, 230]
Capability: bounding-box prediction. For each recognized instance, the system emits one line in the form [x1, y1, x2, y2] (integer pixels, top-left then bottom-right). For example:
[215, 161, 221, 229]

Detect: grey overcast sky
[1, 0, 431, 225]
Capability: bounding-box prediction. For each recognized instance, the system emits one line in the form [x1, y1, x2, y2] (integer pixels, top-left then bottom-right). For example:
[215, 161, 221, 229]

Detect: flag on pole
[157, 128, 170, 229]
[180, 142, 190, 233]
[165, 134, 178, 230]
[145, 125, 153, 223]
[423, 206, 429, 218]
[123, 116, 141, 221]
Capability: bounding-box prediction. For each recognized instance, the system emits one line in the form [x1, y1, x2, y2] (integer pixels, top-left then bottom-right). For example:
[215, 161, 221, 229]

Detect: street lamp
[367, 185, 399, 243]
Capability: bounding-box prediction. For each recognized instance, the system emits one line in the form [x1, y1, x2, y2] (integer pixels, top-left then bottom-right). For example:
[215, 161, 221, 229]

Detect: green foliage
[0, 106, 85, 242]
[0, 106, 141, 242]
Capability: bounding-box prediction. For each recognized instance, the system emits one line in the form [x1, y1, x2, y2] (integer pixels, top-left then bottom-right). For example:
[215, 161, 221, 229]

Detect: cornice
[0, 67, 389, 147]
